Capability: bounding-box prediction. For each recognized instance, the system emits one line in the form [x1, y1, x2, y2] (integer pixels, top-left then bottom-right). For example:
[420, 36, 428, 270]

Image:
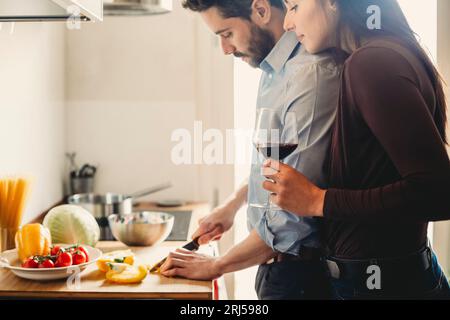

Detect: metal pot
[67, 182, 172, 240]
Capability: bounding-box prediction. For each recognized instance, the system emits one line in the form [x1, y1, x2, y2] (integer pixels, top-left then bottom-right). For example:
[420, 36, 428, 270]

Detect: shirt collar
[259, 31, 300, 74]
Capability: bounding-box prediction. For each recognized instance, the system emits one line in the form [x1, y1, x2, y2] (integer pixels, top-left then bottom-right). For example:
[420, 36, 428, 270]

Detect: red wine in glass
[256, 143, 298, 161]
[250, 109, 299, 211]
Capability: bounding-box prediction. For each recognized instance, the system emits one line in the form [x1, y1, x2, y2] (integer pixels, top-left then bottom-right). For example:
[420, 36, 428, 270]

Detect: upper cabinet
[0, 0, 103, 22]
[0, 0, 175, 23]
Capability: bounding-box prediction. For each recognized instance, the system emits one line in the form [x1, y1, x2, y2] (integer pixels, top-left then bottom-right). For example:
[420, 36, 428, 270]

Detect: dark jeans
[255, 259, 331, 300]
[330, 252, 450, 300]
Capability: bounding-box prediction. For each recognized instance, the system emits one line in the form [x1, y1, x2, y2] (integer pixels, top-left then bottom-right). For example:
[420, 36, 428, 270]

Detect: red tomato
[77, 246, 89, 262]
[51, 245, 63, 256]
[72, 251, 87, 265]
[38, 259, 55, 269]
[55, 252, 72, 267]
[22, 257, 39, 268]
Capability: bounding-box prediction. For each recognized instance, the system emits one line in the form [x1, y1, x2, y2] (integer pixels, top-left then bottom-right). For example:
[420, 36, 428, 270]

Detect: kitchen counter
[0, 202, 223, 300]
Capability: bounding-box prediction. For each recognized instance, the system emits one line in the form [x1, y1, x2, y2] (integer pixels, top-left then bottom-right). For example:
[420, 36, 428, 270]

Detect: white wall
[65, 3, 202, 201]
[399, 0, 437, 58]
[0, 22, 66, 224]
[65, 2, 234, 206]
[433, 0, 450, 276]
[399, 0, 438, 246]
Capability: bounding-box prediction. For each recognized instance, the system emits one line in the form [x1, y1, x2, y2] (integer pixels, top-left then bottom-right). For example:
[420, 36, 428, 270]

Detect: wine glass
[250, 108, 299, 211]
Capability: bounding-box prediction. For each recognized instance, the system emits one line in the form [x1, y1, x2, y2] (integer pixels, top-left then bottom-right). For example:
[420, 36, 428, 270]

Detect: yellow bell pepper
[96, 250, 135, 272]
[105, 263, 148, 284]
[15, 223, 52, 263]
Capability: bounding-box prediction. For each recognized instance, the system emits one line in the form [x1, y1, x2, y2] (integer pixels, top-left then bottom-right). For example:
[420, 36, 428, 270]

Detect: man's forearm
[214, 229, 277, 275]
[221, 179, 248, 214]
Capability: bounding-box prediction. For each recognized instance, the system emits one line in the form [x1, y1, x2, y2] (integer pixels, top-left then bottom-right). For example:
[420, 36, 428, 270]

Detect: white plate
[0, 244, 102, 281]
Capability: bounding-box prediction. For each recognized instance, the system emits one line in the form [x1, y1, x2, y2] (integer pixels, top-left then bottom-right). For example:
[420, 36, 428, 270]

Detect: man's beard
[234, 24, 276, 68]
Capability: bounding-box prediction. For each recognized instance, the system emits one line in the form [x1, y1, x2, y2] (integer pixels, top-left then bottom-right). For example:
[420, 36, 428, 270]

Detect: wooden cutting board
[0, 241, 215, 300]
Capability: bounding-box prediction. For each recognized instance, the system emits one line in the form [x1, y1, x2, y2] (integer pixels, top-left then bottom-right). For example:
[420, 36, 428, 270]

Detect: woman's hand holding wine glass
[261, 159, 326, 217]
[250, 108, 299, 212]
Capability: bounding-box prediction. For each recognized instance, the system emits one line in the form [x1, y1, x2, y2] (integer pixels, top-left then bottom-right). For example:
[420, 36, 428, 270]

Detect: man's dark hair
[182, 0, 285, 19]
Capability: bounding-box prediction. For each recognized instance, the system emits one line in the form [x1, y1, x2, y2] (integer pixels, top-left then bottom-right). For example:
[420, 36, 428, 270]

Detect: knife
[149, 237, 200, 273]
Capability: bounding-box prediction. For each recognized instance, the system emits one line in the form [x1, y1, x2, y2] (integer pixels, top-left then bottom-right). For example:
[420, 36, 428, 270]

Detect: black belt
[326, 247, 432, 290]
[274, 246, 323, 263]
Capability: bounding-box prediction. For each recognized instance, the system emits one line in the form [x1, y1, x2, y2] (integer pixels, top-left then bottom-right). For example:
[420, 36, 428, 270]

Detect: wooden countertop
[0, 202, 219, 300]
[0, 241, 215, 300]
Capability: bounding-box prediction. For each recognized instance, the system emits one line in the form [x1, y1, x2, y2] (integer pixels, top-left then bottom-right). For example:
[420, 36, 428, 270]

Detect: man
[160, 0, 341, 300]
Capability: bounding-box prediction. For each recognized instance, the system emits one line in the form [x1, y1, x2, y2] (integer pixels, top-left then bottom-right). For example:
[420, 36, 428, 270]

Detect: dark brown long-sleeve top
[323, 37, 450, 259]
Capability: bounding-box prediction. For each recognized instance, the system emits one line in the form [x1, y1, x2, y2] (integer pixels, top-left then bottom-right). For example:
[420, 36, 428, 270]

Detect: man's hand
[160, 230, 276, 281]
[191, 182, 248, 245]
[160, 248, 223, 280]
[192, 205, 236, 245]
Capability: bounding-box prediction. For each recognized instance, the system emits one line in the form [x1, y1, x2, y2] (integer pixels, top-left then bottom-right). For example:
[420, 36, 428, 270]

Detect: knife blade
[149, 237, 200, 273]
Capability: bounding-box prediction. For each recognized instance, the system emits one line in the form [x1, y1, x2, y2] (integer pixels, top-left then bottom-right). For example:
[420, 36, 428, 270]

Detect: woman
[262, 0, 450, 299]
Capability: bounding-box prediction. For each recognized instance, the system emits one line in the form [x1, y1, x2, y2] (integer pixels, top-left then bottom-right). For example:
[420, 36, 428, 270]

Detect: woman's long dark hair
[331, 0, 448, 144]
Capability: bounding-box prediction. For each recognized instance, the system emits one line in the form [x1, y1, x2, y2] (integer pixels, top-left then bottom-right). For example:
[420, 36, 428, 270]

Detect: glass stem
[266, 159, 283, 213]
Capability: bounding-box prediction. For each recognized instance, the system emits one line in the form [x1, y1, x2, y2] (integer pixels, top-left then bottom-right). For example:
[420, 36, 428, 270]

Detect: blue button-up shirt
[247, 32, 341, 255]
